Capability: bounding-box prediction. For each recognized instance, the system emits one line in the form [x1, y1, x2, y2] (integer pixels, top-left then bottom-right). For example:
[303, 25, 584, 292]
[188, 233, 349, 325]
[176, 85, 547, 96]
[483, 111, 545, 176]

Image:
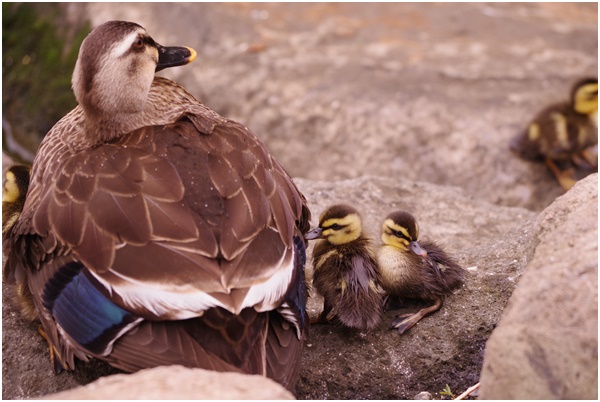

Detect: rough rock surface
[2, 3, 597, 400]
[3, 175, 537, 399]
[479, 174, 598, 400]
[43, 366, 294, 400]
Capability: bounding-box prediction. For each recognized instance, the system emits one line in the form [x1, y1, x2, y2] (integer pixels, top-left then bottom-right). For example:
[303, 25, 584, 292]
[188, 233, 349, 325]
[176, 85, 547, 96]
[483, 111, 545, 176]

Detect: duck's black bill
[156, 45, 197, 72]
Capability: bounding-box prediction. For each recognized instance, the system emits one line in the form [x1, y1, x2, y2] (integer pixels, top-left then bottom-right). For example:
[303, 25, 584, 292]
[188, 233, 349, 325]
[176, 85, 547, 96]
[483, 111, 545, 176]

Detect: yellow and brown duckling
[2, 164, 31, 235]
[3, 21, 310, 391]
[377, 211, 464, 335]
[306, 204, 383, 331]
[2, 164, 38, 322]
[510, 78, 598, 190]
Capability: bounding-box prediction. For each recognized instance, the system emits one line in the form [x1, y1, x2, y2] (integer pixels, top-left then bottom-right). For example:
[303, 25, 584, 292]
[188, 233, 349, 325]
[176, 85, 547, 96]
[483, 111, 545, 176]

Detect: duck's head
[305, 204, 363, 245]
[72, 21, 197, 119]
[380, 211, 427, 256]
[571, 78, 598, 115]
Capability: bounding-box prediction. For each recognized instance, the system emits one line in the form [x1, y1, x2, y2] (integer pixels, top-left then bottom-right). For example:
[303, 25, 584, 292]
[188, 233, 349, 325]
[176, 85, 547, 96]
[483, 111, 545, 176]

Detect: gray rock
[414, 391, 433, 400]
[295, 176, 535, 399]
[2, 175, 536, 399]
[43, 366, 294, 400]
[479, 174, 598, 399]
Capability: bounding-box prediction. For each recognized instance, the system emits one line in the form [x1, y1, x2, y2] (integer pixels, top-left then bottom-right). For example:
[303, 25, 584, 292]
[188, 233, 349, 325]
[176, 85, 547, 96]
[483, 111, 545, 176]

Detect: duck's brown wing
[24, 116, 308, 320]
[5, 112, 309, 389]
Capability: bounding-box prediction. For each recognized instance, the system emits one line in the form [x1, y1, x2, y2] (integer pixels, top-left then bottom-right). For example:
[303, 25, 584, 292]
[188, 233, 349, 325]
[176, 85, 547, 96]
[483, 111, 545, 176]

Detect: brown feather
[266, 312, 304, 390]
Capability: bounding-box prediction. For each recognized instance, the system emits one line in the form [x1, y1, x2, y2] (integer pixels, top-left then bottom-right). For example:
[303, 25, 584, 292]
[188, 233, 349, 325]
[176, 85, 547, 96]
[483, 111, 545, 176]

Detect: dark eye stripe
[323, 223, 346, 231]
[129, 35, 156, 54]
[392, 229, 409, 240]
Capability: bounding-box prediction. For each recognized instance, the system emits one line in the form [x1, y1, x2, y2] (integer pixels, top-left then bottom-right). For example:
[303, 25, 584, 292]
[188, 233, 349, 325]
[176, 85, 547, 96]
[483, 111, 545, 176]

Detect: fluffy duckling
[2, 164, 31, 235]
[510, 78, 598, 190]
[2, 164, 37, 321]
[3, 21, 310, 391]
[377, 211, 464, 334]
[306, 204, 383, 331]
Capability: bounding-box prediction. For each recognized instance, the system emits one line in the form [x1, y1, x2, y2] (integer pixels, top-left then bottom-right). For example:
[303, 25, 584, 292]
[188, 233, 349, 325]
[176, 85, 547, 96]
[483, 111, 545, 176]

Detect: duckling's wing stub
[420, 240, 464, 292]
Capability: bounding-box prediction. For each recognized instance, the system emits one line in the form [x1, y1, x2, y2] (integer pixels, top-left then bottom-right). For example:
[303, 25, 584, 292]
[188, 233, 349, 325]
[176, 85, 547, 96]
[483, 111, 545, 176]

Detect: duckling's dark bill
[305, 227, 323, 240]
[410, 241, 427, 257]
[156, 45, 197, 71]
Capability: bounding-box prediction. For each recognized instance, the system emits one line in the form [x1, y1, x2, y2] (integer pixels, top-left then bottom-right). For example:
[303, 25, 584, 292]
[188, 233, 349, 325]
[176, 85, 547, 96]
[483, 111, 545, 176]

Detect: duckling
[510, 78, 598, 190]
[3, 21, 310, 391]
[377, 211, 464, 335]
[305, 204, 383, 331]
[2, 164, 38, 322]
[2, 164, 31, 235]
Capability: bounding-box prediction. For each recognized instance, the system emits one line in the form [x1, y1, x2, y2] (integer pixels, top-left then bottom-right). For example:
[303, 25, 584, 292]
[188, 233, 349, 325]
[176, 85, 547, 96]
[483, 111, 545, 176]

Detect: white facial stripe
[110, 31, 141, 58]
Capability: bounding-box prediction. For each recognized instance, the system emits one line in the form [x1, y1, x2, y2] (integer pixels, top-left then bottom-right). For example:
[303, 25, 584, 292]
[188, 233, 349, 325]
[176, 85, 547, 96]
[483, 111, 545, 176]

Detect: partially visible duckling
[377, 211, 464, 334]
[2, 164, 37, 322]
[2, 164, 31, 235]
[510, 78, 598, 190]
[306, 204, 383, 331]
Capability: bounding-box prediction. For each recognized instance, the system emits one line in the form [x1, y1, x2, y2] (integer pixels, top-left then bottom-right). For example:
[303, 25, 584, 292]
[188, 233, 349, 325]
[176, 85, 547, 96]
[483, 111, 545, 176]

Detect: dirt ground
[2, 2, 597, 400]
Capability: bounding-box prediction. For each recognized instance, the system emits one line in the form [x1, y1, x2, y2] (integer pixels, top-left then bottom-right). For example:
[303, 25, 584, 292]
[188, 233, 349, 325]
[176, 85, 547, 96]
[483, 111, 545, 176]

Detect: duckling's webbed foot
[310, 300, 335, 325]
[546, 157, 577, 191]
[390, 299, 443, 335]
[574, 146, 598, 170]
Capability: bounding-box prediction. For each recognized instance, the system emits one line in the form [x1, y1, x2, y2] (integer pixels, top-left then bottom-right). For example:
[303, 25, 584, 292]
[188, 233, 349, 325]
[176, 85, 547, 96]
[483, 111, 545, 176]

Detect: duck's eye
[330, 224, 341, 230]
[132, 38, 144, 50]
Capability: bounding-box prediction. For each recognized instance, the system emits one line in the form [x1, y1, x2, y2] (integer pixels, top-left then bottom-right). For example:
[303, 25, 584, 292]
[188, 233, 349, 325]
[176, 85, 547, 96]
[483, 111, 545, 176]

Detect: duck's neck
[81, 77, 200, 145]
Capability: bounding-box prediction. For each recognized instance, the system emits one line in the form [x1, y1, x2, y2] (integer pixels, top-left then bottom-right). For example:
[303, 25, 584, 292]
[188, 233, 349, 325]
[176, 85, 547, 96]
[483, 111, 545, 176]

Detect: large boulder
[44, 366, 293, 400]
[295, 176, 536, 399]
[479, 174, 598, 399]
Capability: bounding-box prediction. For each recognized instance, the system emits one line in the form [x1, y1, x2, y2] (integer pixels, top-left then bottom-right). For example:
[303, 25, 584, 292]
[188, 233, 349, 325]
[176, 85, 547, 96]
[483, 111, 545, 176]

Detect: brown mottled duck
[2, 20, 311, 391]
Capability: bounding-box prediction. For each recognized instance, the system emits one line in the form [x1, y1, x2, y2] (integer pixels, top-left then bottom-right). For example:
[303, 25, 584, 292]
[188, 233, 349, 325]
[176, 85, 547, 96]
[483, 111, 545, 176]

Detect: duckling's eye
[392, 229, 409, 240]
[330, 224, 341, 230]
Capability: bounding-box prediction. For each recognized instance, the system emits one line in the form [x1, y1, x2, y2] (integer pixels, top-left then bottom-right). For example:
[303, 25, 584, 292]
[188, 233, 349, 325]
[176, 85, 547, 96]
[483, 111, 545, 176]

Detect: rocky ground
[2, 3, 598, 400]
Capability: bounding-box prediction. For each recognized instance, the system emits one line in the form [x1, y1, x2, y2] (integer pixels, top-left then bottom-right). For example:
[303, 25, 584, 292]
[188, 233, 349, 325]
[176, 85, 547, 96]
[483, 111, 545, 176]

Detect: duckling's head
[2, 165, 30, 204]
[571, 78, 598, 115]
[2, 164, 31, 234]
[305, 204, 363, 245]
[380, 211, 427, 256]
[72, 21, 197, 120]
